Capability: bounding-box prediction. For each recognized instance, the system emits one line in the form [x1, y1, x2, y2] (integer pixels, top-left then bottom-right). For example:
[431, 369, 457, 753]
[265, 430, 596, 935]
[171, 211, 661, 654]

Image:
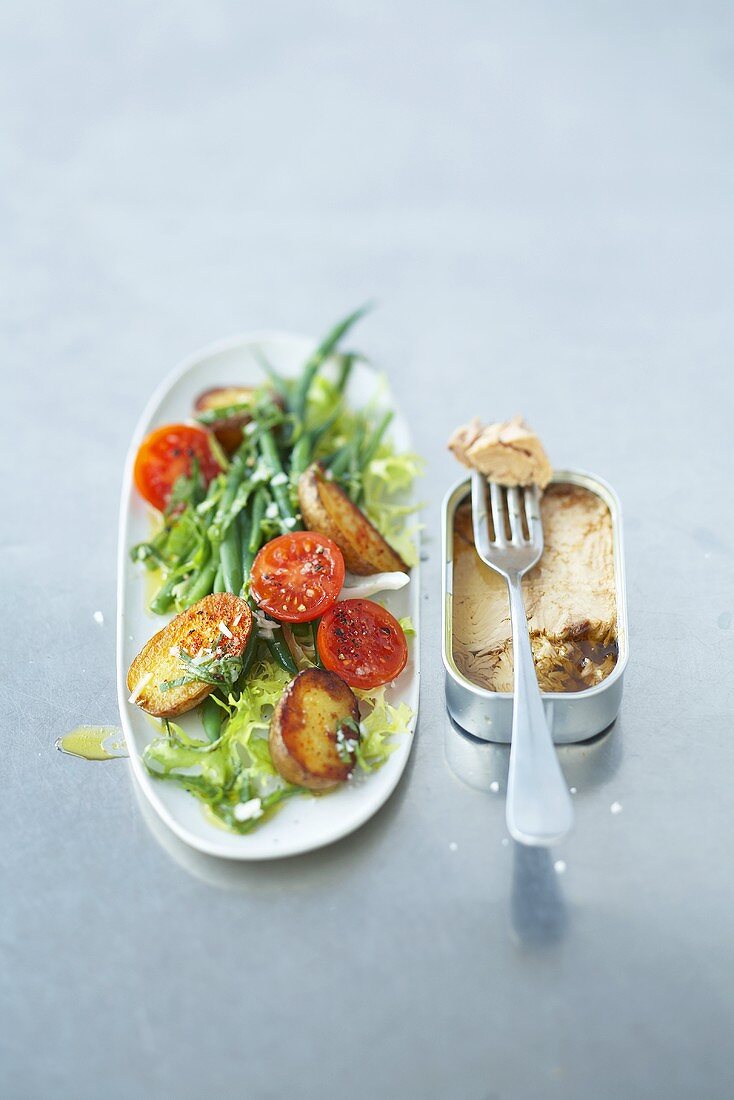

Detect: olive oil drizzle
[55, 726, 128, 761]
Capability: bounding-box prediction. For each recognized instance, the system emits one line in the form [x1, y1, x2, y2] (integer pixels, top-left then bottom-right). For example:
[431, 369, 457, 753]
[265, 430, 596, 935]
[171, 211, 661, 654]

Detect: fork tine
[468, 476, 544, 582]
[470, 471, 491, 555]
[506, 487, 525, 543]
[524, 485, 543, 548]
[489, 482, 508, 545]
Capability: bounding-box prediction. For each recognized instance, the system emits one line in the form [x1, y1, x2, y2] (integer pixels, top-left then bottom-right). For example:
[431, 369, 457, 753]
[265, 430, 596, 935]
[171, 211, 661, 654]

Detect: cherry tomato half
[250, 532, 346, 623]
[133, 424, 222, 512]
[317, 599, 408, 690]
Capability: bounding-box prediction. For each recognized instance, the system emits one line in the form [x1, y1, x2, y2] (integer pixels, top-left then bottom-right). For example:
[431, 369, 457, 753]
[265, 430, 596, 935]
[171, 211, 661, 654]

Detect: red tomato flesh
[134, 423, 222, 512]
[317, 598, 408, 690]
[250, 532, 345, 623]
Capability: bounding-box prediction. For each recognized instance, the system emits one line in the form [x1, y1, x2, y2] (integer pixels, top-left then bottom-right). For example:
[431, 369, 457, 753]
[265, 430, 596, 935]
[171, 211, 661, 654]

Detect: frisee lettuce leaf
[354, 686, 413, 772]
[398, 616, 416, 638]
[143, 654, 299, 832]
[362, 447, 423, 567]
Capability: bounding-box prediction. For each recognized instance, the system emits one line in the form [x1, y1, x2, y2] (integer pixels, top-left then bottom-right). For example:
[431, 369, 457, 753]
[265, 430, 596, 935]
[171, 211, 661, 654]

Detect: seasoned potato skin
[127, 594, 252, 718]
[194, 386, 256, 455]
[297, 463, 407, 575]
[269, 668, 360, 790]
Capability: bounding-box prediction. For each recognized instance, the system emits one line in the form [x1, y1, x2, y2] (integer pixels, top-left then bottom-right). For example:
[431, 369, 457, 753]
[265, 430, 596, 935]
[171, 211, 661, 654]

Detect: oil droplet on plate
[553, 860, 566, 874]
[489, 781, 500, 793]
[610, 801, 623, 815]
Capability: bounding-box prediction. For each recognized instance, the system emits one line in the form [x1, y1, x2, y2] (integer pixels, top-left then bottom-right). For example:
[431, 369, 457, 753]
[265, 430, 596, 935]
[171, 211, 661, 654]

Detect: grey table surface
[2, 3, 733, 1098]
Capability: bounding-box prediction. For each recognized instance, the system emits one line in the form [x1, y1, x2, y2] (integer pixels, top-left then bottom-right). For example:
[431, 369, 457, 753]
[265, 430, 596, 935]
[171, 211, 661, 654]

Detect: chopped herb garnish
[159, 649, 244, 693]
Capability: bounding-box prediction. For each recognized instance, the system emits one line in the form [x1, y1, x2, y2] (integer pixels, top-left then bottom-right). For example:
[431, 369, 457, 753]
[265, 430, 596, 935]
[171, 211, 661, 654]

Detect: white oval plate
[116, 332, 420, 860]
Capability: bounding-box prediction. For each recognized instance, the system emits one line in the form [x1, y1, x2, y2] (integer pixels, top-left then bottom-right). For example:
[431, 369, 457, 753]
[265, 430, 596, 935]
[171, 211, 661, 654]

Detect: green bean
[311, 621, 323, 667]
[213, 565, 225, 593]
[149, 574, 179, 615]
[202, 695, 225, 742]
[180, 556, 219, 606]
[292, 305, 370, 422]
[241, 488, 268, 582]
[334, 352, 356, 396]
[164, 531, 198, 572]
[253, 348, 291, 403]
[146, 527, 200, 613]
[241, 631, 260, 678]
[130, 524, 170, 568]
[267, 636, 298, 675]
[308, 408, 340, 450]
[230, 631, 261, 695]
[237, 507, 253, 589]
[360, 410, 393, 469]
[258, 429, 295, 522]
[322, 443, 347, 473]
[248, 489, 268, 554]
[289, 433, 312, 482]
[354, 412, 394, 503]
[212, 447, 250, 534]
[348, 423, 365, 492]
[328, 439, 357, 479]
[220, 521, 243, 594]
[196, 401, 252, 426]
[258, 427, 285, 473]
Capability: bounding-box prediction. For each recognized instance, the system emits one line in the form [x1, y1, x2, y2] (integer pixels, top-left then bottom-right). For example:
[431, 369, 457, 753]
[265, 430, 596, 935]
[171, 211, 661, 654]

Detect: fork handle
[505, 575, 574, 847]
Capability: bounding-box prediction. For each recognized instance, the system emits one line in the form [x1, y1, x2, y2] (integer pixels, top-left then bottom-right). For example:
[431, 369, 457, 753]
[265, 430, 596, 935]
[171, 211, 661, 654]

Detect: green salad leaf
[398, 616, 416, 638]
[143, 654, 301, 832]
[361, 449, 423, 567]
[354, 686, 414, 772]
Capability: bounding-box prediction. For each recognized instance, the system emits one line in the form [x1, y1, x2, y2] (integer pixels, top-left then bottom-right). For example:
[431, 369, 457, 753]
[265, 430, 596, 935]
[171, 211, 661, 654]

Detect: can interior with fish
[442, 470, 628, 744]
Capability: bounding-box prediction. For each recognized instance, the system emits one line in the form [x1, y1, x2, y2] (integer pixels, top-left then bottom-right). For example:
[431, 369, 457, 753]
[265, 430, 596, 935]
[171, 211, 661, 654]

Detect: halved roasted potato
[127, 593, 252, 718]
[297, 463, 407, 575]
[193, 386, 257, 455]
[269, 667, 360, 790]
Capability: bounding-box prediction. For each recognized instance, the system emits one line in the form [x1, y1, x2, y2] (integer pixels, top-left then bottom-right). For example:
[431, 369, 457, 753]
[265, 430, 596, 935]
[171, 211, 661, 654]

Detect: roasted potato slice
[297, 463, 407, 576]
[193, 386, 257, 455]
[127, 594, 252, 718]
[269, 667, 360, 790]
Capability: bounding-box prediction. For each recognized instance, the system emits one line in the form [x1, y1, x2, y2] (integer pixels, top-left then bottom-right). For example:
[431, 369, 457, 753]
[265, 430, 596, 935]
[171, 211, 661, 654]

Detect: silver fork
[471, 472, 573, 846]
